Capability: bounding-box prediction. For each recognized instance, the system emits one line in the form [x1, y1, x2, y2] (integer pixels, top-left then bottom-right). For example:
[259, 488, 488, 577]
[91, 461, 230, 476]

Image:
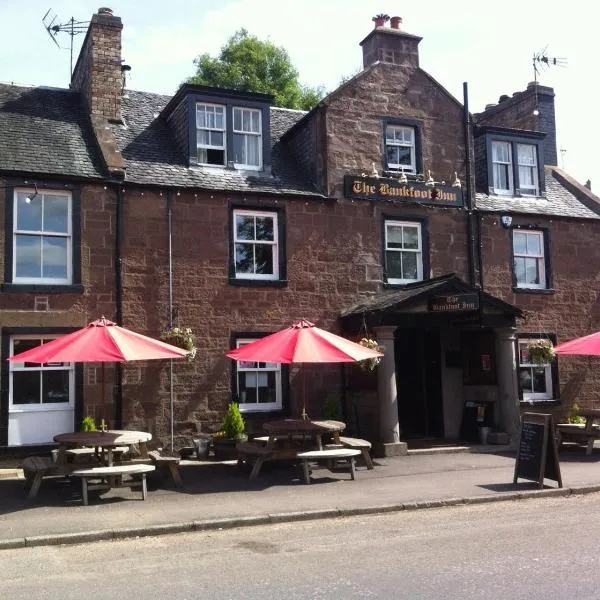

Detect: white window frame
[491, 140, 514, 195]
[513, 230, 546, 289]
[232, 107, 262, 170]
[9, 335, 75, 413]
[13, 188, 72, 285]
[196, 102, 226, 166]
[517, 143, 539, 196]
[233, 209, 279, 280]
[385, 125, 416, 173]
[385, 220, 423, 285]
[518, 339, 553, 402]
[235, 339, 282, 412]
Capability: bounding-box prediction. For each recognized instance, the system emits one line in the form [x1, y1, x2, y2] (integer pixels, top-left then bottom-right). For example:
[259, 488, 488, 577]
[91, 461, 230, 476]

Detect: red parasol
[226, 320, 383, 418]
[554, 331, 600, 355]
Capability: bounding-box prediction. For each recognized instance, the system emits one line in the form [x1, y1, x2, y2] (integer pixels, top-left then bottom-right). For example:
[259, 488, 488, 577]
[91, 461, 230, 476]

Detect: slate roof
[475, 167, 600, 220]
[110, 90, 322, 197]
[340, 273, 522, 318]
[0, 83, 104, 179]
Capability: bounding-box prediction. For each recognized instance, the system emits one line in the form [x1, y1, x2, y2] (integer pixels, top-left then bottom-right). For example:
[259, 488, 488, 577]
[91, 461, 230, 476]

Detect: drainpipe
[115, 185, 124, 428]
[463, 82, 478, 288]
[166, 191, 174, 452]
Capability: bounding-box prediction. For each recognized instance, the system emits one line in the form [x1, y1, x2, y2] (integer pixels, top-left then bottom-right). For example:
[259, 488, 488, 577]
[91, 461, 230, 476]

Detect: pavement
[1, 443, 600, 550]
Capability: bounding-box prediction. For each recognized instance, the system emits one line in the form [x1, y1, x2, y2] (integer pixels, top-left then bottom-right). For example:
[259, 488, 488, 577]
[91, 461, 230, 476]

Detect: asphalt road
[2, 493, 600, 599]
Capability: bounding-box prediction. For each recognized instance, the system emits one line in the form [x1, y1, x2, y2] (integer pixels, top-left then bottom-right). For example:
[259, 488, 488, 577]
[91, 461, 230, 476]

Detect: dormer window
[196, 103, 226, 166]
[517, 143, 539, 196]
[491, 141, 513, 194]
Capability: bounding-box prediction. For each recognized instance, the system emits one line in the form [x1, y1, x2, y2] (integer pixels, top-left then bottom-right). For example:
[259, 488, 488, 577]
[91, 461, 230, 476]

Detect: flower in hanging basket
[160, 326, 197, 361]
[526, 339, 555, 365]
[358, 337, 382, 372]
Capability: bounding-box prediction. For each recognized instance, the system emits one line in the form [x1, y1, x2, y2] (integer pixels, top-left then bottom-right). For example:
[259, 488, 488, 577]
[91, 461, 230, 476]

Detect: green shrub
[221, 402, 245, 439]
[567, 403, 585, 424]
[80, 416, 97, 432]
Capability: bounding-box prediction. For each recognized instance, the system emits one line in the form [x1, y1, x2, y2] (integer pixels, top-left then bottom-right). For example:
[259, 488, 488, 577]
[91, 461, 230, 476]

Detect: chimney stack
[360, 16, 422, 69]
[71, 7, 123, 123]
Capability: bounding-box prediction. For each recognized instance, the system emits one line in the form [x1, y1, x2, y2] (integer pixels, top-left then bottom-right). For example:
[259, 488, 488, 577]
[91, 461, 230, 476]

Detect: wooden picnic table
[555, 408, 600, 455]
[54, 430, 152, 467]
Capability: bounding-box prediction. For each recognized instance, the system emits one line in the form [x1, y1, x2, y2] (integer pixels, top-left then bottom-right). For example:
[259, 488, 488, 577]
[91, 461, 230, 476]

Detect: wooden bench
[71, 464, 155, 505]
[22, 456, 71, 500]
[338, 437, 375, 470]
[64, 446, 130, 463]
[296, 448, 361, 484]
[555, 423, 600, 455]
[148, 450, 183, 487]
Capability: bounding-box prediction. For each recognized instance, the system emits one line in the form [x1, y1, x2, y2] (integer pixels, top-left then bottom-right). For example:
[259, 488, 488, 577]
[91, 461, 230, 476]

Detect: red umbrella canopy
[226, 320, 383, 364]
[554, 331, 600, 356]
[8, 317, 189, 363]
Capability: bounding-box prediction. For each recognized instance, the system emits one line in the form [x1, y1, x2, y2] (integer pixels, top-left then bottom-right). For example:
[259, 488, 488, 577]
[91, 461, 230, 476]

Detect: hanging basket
[160, 326, 197, 361]
[526, 340, 555, 365]
[358, 337, 382, 372]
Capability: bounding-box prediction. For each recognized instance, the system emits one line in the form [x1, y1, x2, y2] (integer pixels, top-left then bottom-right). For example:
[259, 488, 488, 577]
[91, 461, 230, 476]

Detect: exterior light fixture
[501, 215, 513, 228]
[370, 162, 379, 178]
[398, 172, 408, 184]
[452, 172, 462, 188]
[425, 170, 435, 187]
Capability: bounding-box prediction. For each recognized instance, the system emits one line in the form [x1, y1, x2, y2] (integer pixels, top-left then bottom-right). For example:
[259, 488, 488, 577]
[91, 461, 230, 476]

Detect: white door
[8, 336, 75, 445]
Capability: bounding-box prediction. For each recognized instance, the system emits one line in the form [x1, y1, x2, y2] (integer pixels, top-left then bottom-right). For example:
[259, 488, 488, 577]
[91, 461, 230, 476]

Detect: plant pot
[212, 437, 246, 460]
[478, 426, 491, 445]
[193, 434, 212, 459]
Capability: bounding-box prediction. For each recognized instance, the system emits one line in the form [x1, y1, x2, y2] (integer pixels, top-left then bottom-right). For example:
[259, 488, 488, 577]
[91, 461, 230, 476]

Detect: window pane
[531, 367, 547, 393]
[235, 214, 255, 240]
[246, 135, 260, 166]
[233, 133, 245, 164]
[214, 107, 224, 129]
[235, 243, 254, 273]
[492, 141, 510, 162]
[514, 257, 526, 283]
[401, 252, 418, 280]
[518, 144, 536, 165]
[15, 235, 41, 278]
[519, 368, 533, 393]
[243, 109, 251, 132]
[196, 107, 207, 128]
[44, 195, 69, 233]
[254, 244, 274, 275]
[513, 232, 527, 254]
[12, 371, 41, 404]
[386, 146, 400, 165]
[519, 166, 534, 187]
[233, 108, 242, 131]
[402, 227, 419, 249]
[255, 216, 274, 241]
[526, 234, 542, 255]
[42, 370, 70, 403]
[493, 164, 509, 190]
[16, 193, 42, 231]
[251, 111, 260, 133]
[395, 147, 412, 166]
[387, 225, 403, 248]
[198, 130, 209, 145]
[42, 237, 68, 279]
[386, 251, 403, 279]
[209, 131, 224, 147]
[525, 257, 540, 284]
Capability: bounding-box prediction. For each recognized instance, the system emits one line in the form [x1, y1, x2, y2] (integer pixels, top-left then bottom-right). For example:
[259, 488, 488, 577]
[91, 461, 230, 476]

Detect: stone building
[1, 8, 599, 454]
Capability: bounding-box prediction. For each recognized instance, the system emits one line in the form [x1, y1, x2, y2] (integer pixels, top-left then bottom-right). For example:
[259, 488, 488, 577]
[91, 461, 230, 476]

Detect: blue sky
[1, 0, 597, 189]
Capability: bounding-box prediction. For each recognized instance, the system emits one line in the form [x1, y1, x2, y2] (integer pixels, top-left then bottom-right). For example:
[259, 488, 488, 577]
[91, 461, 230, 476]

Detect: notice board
[513, 412, 562, 488]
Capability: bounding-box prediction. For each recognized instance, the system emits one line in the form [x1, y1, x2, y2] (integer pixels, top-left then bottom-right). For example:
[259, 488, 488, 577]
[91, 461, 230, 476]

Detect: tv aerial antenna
[532, 46, 567, 82]
[42, 9, 90, 81]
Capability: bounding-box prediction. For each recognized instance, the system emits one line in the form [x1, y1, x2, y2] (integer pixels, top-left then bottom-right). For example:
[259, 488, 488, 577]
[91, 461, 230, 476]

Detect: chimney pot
[498, 94, 510, 103]
[390, 16, 402, 29]
[485, 103, 497, 110]
[98, 7, 113, 15]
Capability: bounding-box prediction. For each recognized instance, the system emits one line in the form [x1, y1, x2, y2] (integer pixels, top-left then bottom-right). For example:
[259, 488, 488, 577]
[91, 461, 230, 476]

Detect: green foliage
[188, 29, 325, 110]
[160, 326, 197, 360]
[526, 340, 555, 364]
[221, 402, 245, 439]
[321, 393, 342, 420]
[567, 403, 586, 424]
[80, 416, 97, 432]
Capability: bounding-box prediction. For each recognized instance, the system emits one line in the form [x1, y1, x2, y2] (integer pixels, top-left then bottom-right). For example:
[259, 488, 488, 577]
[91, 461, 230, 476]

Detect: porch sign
[428, 293, 479, 313]
[513, 413, 562, 489]
[344, 175, 464, 207]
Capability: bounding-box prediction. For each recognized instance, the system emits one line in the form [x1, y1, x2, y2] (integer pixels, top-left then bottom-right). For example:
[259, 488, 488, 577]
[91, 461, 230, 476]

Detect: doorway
[395, 328, 444, 439]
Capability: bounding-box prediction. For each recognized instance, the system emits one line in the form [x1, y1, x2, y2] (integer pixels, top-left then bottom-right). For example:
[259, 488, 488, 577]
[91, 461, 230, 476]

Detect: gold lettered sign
[344, 175, 463, 207]
[428, 293, 479, 313]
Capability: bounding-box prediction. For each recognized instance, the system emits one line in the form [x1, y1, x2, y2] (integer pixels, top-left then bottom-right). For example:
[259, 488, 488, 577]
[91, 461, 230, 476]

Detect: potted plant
[526, 339, 555, 364]
[372, 13, 389, 27]
[212, 402, 247, 460]
[567, 403, 585, 425]
[358, 337, 382, 372]
[80, 416, 97, 432]
[160, 325, 197, 360]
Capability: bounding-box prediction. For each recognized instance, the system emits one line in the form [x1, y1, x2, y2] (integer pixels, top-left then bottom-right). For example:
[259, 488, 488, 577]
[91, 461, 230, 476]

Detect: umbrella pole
[100, 363, 106, 432]
[301, 366, 308, 421]
[170, 358, 174, 452]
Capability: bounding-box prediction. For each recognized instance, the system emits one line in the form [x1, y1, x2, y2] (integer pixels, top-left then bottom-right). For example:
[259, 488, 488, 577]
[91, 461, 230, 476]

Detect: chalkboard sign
[513, 413, 562, 488]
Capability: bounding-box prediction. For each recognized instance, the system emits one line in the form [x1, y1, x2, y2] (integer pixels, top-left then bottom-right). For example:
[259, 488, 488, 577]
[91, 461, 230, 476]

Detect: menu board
[513, 413, 562, 488]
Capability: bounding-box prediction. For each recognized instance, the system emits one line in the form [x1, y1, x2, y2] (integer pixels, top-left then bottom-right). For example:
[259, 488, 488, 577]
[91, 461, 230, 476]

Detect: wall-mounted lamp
[425, 170, 435, 187]
[452, 172, 462, 188]
[24, 184, 39, 204]
[398, 172, 408, 184]
[501, 215, 513, 228]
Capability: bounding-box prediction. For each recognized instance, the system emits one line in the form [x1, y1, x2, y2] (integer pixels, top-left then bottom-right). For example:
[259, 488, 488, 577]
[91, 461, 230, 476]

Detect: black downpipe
[463, 82, 478, 288]
[115, 186, 124, 428]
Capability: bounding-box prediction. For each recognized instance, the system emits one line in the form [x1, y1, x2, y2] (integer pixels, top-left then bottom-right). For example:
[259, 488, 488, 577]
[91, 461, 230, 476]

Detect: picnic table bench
[296, 449, 361, 484]
[71, 463, 155, 505]
[22, 456, 73, 500]
[555, 408, 600, 455]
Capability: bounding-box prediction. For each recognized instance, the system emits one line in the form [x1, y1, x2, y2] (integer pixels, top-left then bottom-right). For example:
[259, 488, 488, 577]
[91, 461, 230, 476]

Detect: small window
[491, 141, 513, 194]
[385, 220, 423, 284]
[196, 103, 226, 166]
[233, 209, 278, 280]
[518, 338, 554, 402]
[513, 230, 546, 289]
[233, 107, 262, 169]
[13, 189, 72, 284]
[517, 143, 539, 196]
[235, 339, 282, 412]
[385, 125, 416, 173]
